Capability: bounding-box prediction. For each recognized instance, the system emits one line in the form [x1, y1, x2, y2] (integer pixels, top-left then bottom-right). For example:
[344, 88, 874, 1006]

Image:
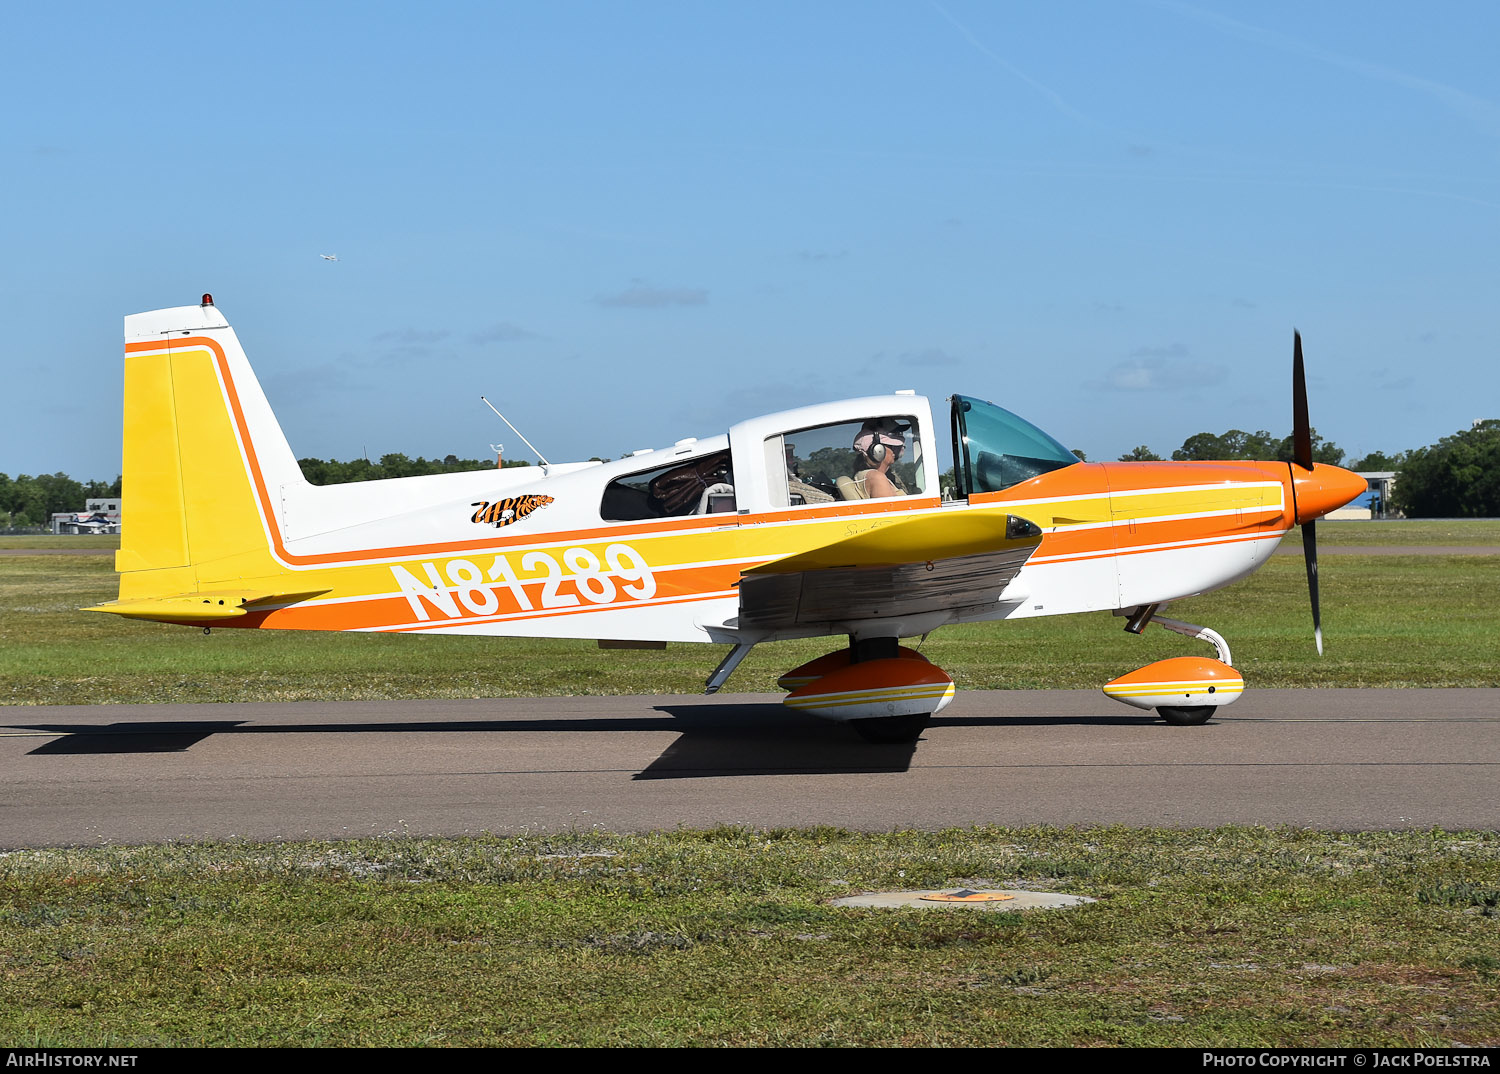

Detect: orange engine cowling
[1103, 657, 1244, 712]
[783, 657, 955, 722]
[776, 646, 929, 691]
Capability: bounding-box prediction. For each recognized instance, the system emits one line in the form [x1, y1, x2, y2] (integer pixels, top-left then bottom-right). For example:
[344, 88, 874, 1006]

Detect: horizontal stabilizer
[85, 589, 330, 623]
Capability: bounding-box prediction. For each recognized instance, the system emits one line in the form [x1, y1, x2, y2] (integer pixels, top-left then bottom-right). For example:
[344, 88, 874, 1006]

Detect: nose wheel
[1156, 705, 1214, 726]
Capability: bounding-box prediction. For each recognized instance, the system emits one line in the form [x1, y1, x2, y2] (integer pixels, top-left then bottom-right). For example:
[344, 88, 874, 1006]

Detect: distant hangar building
[50, 497, 122, 534]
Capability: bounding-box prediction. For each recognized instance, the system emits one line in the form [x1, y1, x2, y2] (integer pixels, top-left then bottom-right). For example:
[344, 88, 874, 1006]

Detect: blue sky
[4, 1, 1496, 480]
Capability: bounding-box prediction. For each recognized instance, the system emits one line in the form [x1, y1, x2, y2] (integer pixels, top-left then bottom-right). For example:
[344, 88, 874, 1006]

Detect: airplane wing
[737, 512, 1041, 629]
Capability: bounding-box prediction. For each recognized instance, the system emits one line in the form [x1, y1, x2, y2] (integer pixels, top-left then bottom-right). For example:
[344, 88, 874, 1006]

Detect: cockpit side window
[767, 415, 923, 506]
[601, 449, 735, 521]
[951, 395, 1078, 496]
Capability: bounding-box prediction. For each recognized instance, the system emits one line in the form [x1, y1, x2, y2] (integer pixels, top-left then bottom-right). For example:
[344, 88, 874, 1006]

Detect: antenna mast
[480, 397, 551, 473]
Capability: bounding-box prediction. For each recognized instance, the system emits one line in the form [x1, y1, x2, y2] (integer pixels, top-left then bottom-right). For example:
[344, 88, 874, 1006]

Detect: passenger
[852, 419, 909, 499]
[785, 444, 834, 504]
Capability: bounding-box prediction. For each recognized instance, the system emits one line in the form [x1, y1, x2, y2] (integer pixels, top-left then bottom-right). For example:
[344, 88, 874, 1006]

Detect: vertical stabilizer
[116, 298, 304, 595]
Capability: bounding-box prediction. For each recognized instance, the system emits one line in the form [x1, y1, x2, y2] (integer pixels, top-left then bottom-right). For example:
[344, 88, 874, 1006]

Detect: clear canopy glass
[951, 395, 1078, 496]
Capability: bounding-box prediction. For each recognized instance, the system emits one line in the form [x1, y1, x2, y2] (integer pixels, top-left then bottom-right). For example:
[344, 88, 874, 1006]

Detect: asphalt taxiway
[2, 689, 1496, 846]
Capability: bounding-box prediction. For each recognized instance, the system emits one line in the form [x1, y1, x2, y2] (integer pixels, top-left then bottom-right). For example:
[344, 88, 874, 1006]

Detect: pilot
[852, 419, 909, 499]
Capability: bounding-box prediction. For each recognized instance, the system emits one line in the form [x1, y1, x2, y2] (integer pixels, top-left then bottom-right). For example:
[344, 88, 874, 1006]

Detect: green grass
[0, 535, 119, 550]
[2, 539, 1498, 705]
[1279, 519, 1500, 546]
[1, 827, 1497, 1047]
[4, 533, 1497, 1047]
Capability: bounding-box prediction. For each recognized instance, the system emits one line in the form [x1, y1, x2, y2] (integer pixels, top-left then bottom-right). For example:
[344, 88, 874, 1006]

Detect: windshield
[951, 395, 1078, 496]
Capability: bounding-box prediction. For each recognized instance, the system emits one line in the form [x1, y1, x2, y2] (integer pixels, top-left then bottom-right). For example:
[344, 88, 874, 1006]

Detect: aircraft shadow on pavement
[934, 714, 1162, 728]
[12, 707, 1157, 768]
[17, 717, 694, 756]
[635, 706, 1163, 778]
[13, 705, 920, 775]
[26, 721, 247, 754]
[637, 702, 918, 778]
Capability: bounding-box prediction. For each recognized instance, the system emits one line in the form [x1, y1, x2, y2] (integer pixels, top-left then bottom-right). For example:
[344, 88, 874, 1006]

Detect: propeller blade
[1302, 518, 1322, 655]
[1292, 330, 1313, 471]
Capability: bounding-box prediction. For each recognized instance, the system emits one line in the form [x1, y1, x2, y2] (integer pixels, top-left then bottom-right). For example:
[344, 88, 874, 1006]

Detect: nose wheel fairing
[1106, 608, 1244, 724]
[1102, 656, 1244, 712]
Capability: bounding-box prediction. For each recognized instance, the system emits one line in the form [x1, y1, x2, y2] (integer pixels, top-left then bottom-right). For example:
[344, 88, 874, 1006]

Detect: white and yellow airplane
[89, 296, 1366, 742]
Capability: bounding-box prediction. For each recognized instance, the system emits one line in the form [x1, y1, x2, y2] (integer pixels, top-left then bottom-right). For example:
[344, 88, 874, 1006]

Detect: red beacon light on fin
[201, 293, 214, 307]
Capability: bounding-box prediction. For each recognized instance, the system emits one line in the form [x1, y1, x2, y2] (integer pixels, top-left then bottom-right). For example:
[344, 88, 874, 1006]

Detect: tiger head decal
[470, 494, 554, 529]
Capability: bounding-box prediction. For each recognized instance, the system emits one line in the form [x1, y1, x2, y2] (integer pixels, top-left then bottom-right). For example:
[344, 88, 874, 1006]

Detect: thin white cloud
[595, 279, 708, 308]
[899, 348, 962, 367]
[927, 0, 1093, 125]
[1375, 373, 1416, 392]
[264, 359, 376, 398]
[374, 328, 450, 345]
[1091, 356, 1227, 392]
[1159, 1, 1500, 138]
[725, 380, 828, 415]
[469, 322, 537, 344]
[1129, 343, 1190, 359]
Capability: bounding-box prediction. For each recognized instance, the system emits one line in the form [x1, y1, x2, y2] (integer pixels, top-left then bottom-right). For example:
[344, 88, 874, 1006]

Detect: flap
[739, 513, 1041, 630]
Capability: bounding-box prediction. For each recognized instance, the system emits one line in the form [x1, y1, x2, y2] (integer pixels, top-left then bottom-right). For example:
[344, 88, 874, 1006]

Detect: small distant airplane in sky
[320, 254, 339, 261]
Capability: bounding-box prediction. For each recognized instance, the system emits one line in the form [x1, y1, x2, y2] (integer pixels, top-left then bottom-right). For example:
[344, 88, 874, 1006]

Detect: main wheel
[851, 714, 931, 744]
[1157, 705, 1213, 726]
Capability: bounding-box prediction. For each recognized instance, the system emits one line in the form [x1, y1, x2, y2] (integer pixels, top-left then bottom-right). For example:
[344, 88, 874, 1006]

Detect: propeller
[1292, 330, 1322, 655]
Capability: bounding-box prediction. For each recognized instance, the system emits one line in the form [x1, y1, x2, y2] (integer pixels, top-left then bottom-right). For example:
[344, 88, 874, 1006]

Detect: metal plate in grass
[920, 889, 1016, 903]
[832, 889, 1094, 911]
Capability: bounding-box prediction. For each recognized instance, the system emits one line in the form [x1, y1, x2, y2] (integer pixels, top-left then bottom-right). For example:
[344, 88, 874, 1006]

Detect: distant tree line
[0, 473, 121, 527]
[1116, 420, 1500, 517]
[1117, 428, 1347, 466]
[11, 422, 1498, 522]
[1386, 420, 1500, 517]
[297, 453, 531, 485]
[0, 454, 523, 526]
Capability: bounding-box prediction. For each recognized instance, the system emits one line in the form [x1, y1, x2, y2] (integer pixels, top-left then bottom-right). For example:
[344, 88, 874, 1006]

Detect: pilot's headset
[856, 419, 906, 464]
